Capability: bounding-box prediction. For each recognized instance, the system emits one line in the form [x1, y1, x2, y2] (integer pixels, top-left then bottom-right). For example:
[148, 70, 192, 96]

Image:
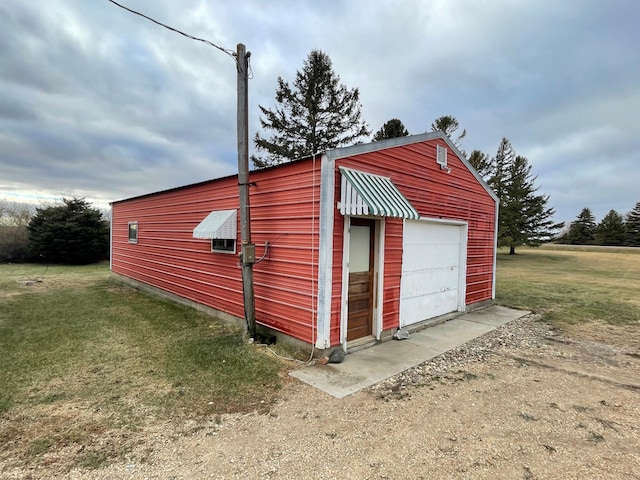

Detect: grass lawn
[0, 263, 283, 469]
[1, 248, 639, 471]
[496, 246, 640, 331]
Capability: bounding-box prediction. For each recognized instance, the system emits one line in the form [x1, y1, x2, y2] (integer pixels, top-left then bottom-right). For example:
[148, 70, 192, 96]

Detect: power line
[108, 2, 257, 336]
[106, 0, 236, 60]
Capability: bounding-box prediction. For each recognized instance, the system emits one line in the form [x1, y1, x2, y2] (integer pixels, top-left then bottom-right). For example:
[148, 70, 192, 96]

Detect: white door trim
[340, 216, 385, 349]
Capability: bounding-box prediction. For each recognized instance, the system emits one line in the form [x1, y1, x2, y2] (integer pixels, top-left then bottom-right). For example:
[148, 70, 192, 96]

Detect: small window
[436, 145, 448, 168]
[128, 222, 138, 243]
[211, 238, 236, 253]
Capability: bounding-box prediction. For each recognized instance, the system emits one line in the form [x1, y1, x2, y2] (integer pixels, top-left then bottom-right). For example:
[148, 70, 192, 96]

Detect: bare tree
[0, 201, 34, 262]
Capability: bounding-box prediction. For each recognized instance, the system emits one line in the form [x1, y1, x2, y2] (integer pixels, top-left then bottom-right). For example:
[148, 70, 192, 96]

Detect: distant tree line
[556, 203, 640, 246]
[0, 198, 109, 264]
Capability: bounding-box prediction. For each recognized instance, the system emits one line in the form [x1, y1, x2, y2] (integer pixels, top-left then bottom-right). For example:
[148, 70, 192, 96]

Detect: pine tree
[595, 210, 626, 246]
[372, 118, 409, 141]
[497, 154, 563, 254]
[467, 149, 492, 178]
[566, 208, 597, 245]
[430, 115, 466, 150]
[485, 138, 562, 253]
[252, 50, 370, 168]
[489, 138, 515, 203]
[27, 198, 109, 264]
[625, 201, 640, 246]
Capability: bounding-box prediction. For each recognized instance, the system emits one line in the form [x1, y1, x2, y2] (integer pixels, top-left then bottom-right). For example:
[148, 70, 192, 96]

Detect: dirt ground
[2, 315, 639, 480]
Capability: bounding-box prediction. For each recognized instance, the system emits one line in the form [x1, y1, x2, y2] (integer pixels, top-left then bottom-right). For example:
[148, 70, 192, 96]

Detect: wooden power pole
[236, 43, 257, 337]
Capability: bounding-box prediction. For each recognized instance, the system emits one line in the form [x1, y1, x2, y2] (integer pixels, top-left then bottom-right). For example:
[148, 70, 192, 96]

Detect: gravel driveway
[7, 314, 640, 479]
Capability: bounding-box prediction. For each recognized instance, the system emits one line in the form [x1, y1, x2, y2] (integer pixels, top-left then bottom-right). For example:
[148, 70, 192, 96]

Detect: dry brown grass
[496, 246, 640, 350]
[0, 263, 283, 474]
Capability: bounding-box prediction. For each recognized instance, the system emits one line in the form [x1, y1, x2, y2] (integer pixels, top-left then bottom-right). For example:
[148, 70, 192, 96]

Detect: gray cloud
[0, 0, 638, 223]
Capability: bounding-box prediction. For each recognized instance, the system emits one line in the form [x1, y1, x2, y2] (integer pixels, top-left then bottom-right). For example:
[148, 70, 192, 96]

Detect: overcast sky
[1, 0, 638, 223]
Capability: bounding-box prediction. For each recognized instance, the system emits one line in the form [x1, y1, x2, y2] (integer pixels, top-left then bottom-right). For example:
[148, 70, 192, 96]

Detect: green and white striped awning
[338, 166, 419, 219]
[193, 209, 237, 239]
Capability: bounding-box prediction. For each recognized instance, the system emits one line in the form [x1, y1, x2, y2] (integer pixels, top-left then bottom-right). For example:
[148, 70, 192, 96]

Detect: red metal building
[110, 132, 498, 351]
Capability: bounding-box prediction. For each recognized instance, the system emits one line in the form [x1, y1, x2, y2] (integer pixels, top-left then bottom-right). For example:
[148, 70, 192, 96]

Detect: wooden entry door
[347, 218, 375, 341]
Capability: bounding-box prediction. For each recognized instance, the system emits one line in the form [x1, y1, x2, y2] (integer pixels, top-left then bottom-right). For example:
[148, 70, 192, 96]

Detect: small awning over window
[338, 167, 419, 219]
[193, 209, 237, 239]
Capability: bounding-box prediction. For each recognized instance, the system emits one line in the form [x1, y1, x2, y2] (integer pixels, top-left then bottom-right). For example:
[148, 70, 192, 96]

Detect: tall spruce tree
[489, 138, 515, 203]
[372, 118, 409, 141]
[497, 153, 563, 254]
[252, 50, 370, 168]
[468, 149, 492, 178]
[567, 208, 597, 245]
[595, 209, 626, 246]
[485, 138, 562, 254]
[625, 201, 640, 246]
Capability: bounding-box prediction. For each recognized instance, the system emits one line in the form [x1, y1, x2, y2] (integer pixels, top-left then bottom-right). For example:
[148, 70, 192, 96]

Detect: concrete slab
[410, 319, 495, 350]
[289, 305, 529, 398]
[463, 304, 527, 327]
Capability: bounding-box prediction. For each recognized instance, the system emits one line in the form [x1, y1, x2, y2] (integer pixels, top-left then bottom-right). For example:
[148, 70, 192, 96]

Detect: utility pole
[106, 4, 257, 335]
[236, 43, 257, 337]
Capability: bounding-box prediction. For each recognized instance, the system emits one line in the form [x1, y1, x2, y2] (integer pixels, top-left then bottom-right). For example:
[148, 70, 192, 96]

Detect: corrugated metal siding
[381, 219, 404, 332]
[112, 137, 494, 348]
[332, 139, 495, 335]
[111, 158, 321, 344]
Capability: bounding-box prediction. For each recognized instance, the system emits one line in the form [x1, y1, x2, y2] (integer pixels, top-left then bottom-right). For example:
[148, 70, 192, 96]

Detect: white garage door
[400, 220, 466, 327]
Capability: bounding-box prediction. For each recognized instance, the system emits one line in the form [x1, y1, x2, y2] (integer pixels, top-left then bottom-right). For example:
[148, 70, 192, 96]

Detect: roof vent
[436, 145, 451, 172]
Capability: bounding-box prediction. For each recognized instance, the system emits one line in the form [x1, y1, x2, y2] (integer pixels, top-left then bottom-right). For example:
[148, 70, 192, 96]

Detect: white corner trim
[459, 222, 469, 311]
[315, 153, 335, 349]
[375, 218, 386, 340]
[339, 217, 350, 346]
[492, 202, 499, 299]
[109, 207, 113, 271]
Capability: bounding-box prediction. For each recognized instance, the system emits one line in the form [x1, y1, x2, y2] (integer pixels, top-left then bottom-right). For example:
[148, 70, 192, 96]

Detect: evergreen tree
[485, 138, 562, 253]
[566, 208, 597, 245]
[430, 115, 466, 150]
[27, 198, 109, 265]
[625, 201, 640, 246]
[467, 149, 492, 178]
[595, 210, 626, 246]
[372, 118, 409, 141]
[252, 50, 370, 168]
[488, 138, 515, 203]
[497, 154, 563, 254]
